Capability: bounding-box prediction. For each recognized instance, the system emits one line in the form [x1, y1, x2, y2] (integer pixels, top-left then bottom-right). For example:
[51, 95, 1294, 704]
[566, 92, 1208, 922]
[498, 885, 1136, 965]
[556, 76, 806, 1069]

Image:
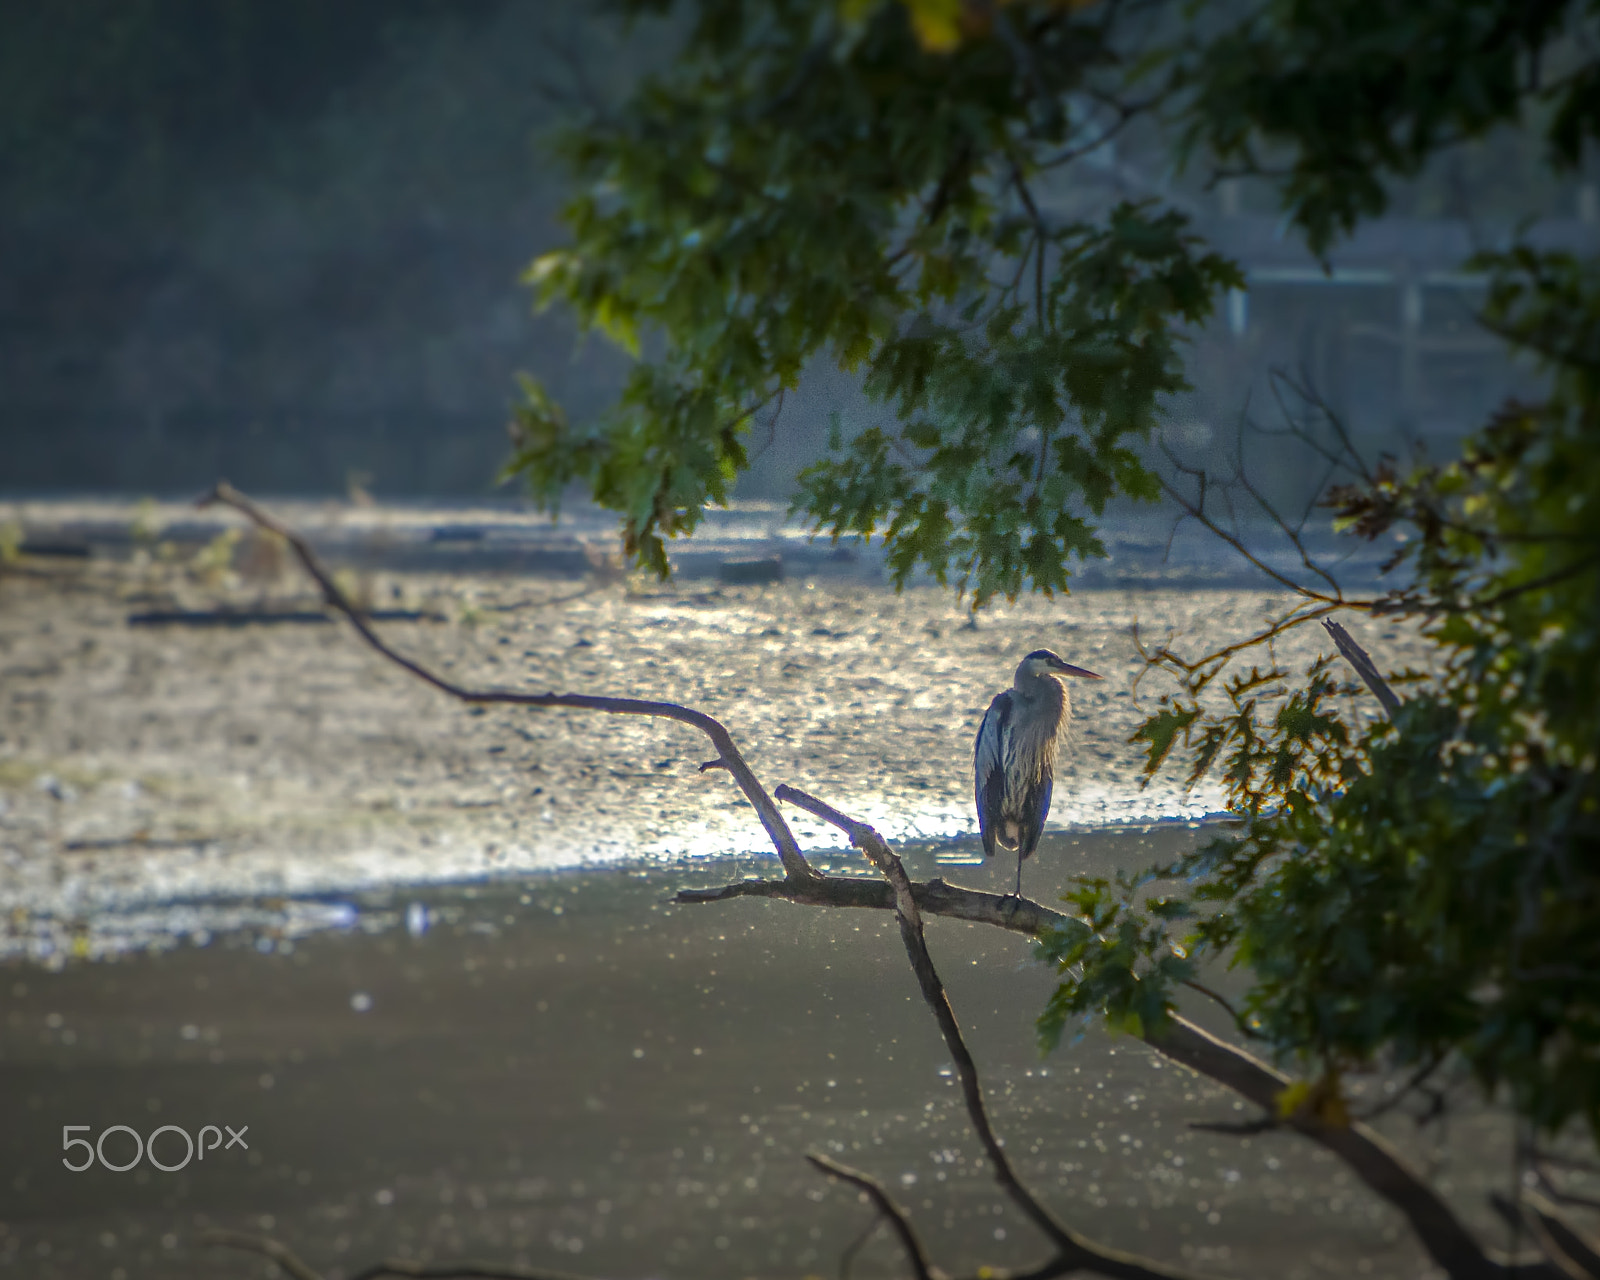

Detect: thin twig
[201, 1231, 324, 1280]
[1180, 978, 1265, 1040]
[1157, 447, 1378, 609]
[1528, 1150, 1600, 1177]
[1487, 1191, 1600, 1280]
[197, 483, 818, 883]
[837, 1210, 886, 1280]
[1264, 368, 1374, 486]
[807, 1153, 938, 1280]
[1349, 1054, 1448, 1124]
[987, 1, 1063, 137]
[1470, 554, 1600, 612]
[1009, 160, 1049, 325]
[1223, 414, 1345, 599]
[1519, 1136, 1600, 1213]
[1530, 1165, 1600, 1215]
[1136, 599, 1342, 686]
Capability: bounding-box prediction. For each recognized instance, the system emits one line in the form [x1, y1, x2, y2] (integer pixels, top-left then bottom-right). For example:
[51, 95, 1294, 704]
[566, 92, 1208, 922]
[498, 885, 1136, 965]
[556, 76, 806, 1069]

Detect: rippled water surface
[0, 563, 1426, 958]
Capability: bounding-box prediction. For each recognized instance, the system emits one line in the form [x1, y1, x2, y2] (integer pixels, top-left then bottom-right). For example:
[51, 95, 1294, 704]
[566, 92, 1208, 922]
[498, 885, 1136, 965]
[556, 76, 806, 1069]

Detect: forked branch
[202, 1231, 323, 1280]
[1155, 442, 1380, 612]
[198, 482, 818, 883]
[675, 870, 1077, 938]
[806, 1152, 939, 1280]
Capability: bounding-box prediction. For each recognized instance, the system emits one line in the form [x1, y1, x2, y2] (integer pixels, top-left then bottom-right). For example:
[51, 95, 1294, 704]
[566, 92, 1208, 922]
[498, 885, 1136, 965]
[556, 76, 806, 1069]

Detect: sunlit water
[0, 567, 1430, 962]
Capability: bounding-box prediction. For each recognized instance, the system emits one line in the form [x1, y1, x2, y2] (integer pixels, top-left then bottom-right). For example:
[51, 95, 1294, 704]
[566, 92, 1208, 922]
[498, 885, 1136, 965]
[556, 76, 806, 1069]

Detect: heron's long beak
[1052, 661, 1103, 680]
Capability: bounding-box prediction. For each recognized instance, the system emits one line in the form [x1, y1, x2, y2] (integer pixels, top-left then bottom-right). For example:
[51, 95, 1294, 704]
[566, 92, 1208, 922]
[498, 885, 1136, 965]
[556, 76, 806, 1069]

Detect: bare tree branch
[1212, 402, 1349, 601]
[1488, 1192, 1600, 1280]
[1321, 618, 1402, 717]
[837, 1211, 887, 1280]
[197, 483, 819, 884]
[1349, 1053, 1448, 1124]
[675, 869, 1079, 938]
[201, 1231, 325, 1280]
[1179, 978, 1264, 1040]
[806, 1152, 940, 1280]
[1132, 599, 1341, 687]
[1524, 1193, 1600, 1276]
[1530, 1149, 1600, 1177]
[1156, 445, 1379, 609]
[1514, 1138, 1600, 1225]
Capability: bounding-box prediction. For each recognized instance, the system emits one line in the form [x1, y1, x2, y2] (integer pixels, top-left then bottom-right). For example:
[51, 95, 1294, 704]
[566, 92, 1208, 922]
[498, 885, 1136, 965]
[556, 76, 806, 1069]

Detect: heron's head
[1018, 648, 1103, 684]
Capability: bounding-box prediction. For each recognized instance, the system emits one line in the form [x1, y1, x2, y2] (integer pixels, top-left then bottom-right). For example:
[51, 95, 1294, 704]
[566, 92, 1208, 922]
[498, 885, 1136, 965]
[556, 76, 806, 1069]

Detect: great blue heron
[974, 649, 1103, 897]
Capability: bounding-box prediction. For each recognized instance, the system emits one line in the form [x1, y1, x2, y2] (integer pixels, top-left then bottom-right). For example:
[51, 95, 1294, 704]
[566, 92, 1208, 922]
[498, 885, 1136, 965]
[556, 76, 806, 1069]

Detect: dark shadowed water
[0, 827, 1521, 1280]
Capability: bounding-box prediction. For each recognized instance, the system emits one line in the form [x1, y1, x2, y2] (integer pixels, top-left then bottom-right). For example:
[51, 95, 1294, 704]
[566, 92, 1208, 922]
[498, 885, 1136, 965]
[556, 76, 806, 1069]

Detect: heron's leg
[1015, 852, 1023, 898]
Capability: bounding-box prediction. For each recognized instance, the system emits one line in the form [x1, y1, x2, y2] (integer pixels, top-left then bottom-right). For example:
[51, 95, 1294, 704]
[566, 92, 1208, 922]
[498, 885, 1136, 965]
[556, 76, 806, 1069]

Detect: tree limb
[197, 482, 818, 883]
[1488, 1192, 1600, 1280]
[806, 1152, 940, 1280]
[201, 1231, 325, 1280]
[1179, 978, 1264, 1040]
[674, 869, 1080, 940]
[1188, 1115, 1278, 1136]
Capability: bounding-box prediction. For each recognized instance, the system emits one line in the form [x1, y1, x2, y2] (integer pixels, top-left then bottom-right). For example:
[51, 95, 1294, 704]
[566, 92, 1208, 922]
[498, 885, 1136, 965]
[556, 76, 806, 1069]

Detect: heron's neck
[1014, 671, 1067, 713]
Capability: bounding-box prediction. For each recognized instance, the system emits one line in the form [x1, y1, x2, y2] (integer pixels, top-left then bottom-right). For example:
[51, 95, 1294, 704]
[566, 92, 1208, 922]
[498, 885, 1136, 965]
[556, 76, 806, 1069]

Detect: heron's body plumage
[974, 679, 1064, 861]
[973, 649, 1101, 896]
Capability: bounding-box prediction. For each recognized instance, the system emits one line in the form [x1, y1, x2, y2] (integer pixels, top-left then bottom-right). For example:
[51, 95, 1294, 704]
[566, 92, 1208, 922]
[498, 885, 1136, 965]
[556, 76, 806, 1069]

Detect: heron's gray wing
[974, 691, 1012, 859]
[1016, 772, 1052, 860]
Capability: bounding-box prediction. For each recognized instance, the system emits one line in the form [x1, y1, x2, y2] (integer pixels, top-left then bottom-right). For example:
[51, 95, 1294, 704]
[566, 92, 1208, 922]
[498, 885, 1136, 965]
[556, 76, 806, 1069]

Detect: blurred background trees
[0, 1, 639, 493]
[2, 0, 1587, 508]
